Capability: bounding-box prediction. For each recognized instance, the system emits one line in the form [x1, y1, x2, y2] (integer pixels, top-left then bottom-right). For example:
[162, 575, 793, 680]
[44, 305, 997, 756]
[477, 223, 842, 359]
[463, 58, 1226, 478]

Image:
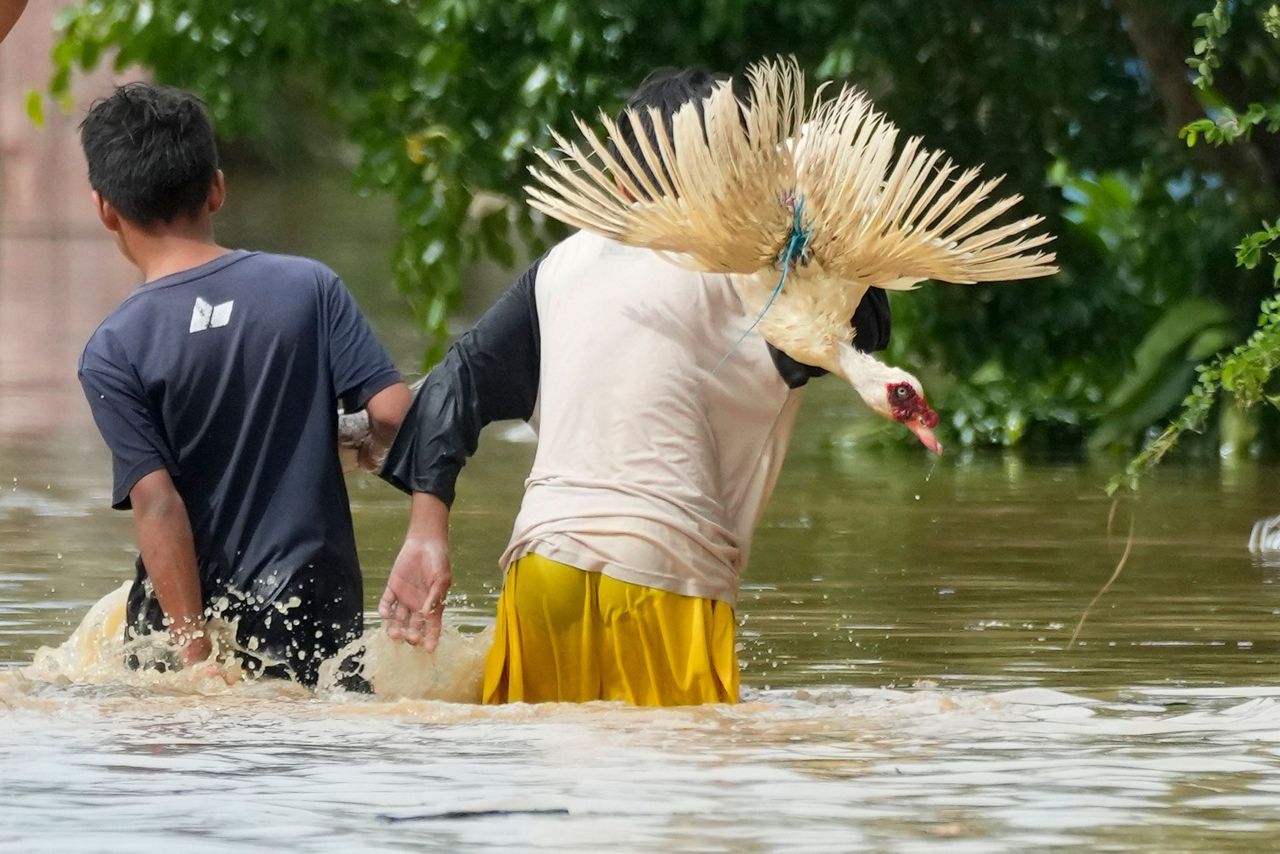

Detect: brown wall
[0, 0, 137, 437]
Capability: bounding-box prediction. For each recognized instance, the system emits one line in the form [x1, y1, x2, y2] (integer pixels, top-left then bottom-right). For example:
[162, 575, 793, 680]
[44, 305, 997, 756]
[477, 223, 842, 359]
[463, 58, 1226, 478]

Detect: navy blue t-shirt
[78, 251, 399, 657]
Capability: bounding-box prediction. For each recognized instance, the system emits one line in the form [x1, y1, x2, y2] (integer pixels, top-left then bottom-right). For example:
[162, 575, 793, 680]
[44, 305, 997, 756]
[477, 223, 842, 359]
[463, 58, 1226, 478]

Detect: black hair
[79, 82, 220, 226]
[610, 67, 747, 197]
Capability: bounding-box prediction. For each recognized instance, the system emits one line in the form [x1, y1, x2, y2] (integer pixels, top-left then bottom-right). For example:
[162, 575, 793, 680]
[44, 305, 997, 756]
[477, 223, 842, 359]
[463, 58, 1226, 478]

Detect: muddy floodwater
[4, 175, 1280, 849]
[4, 378, 1280, 851]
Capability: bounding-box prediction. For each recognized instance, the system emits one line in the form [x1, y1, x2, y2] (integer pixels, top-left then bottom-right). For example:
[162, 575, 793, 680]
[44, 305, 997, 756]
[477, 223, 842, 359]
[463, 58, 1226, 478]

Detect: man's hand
[177, 630, 213, 668]
[365, 382, 412, 466]
[379, 492, 451, 650]
[380, 536, 451, 650]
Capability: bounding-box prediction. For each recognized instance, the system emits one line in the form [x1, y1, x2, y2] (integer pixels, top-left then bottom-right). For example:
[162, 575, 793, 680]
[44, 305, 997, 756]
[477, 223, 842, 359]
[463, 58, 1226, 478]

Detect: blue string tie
[711, 194, 812, 375]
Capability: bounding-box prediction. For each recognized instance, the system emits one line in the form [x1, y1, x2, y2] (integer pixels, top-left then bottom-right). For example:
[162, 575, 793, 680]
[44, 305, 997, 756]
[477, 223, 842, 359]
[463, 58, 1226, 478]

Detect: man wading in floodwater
[377, 69, 890, 705]
[77, 84, 410, 685]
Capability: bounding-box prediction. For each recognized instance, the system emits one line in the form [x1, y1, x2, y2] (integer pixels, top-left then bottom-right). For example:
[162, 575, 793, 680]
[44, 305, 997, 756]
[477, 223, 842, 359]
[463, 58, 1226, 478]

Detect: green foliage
[1091, 298, 1233, 451]
[1237, 219, 1280, 270]
[1110, 290, 1280, 493]
[1111, 230, 1280, 493]
[23, 88, 44, 127]
[38, 0, 1280, 447]
[1183, 102, 1280, 147]
[1112, 2, 1280, 491]
[1264, 4, 1280, 38]
[1189, 0, 1231, 88]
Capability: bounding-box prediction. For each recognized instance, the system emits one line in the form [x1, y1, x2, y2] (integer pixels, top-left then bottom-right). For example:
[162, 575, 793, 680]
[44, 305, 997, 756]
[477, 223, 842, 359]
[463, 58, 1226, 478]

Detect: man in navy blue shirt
[77, 83, 410, 685]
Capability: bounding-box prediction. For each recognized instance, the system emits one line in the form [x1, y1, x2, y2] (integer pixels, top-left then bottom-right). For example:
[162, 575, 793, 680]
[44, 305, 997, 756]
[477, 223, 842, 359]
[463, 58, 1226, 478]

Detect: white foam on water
[10, 582, 490, 703]
[17, 581, 250, 695]
[14, 585, 1280, 743]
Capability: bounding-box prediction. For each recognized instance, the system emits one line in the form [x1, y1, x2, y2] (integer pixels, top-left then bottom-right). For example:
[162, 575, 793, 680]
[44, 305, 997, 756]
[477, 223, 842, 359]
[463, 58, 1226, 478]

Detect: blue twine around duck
[709, 195, 812, 377]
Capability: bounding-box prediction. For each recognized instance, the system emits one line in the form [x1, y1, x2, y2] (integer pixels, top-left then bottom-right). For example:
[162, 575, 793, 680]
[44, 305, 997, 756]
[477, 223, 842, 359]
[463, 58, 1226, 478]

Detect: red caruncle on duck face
[886, 381, 943, 455]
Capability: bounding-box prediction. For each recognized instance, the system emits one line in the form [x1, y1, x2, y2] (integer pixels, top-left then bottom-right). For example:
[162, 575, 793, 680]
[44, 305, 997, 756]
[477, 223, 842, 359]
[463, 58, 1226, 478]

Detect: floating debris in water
[379, 807, 570, 823]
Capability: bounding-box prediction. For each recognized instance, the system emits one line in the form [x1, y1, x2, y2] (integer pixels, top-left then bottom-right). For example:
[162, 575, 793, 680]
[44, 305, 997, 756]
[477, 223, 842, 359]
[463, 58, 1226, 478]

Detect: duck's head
[835, 343, 942, 454]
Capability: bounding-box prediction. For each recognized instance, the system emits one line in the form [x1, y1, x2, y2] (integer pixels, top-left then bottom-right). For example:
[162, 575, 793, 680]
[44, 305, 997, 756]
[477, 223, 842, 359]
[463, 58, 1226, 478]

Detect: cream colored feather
[525, 57, 1057, 436]
[525, 56, 1056, 293]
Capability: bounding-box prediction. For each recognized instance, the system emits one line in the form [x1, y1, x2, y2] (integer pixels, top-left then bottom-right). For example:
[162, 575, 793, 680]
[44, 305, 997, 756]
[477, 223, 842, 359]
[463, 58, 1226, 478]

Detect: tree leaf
[24, 90, 44, 127]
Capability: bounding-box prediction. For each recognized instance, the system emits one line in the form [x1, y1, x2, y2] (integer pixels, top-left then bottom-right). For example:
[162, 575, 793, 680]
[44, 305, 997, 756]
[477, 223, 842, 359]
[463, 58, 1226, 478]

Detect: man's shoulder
[166, 250, 337, 293]
[542, 231, 711, 285]
[79, 252, 337, 370]
[80, 295, 141, 375]
[231, 251, 337, 286]
[134, 250, 338, 314]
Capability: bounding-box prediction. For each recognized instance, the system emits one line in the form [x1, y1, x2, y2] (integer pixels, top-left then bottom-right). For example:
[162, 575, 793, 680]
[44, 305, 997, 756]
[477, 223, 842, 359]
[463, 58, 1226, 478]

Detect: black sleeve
[379, 256, 543, 506]
[770, 287, 892, 389]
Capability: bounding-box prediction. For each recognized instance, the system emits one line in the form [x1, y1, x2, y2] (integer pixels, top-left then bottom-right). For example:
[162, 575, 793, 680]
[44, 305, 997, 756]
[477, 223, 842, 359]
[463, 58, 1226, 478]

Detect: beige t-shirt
[499, 232, 804, 605]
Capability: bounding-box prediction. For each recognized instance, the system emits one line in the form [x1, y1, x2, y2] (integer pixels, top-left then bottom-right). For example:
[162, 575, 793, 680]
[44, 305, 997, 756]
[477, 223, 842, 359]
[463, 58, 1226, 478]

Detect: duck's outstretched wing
[797, 87, 1057, 285]
[524, 57, 804, 273]
[525, 56, 1058, 287]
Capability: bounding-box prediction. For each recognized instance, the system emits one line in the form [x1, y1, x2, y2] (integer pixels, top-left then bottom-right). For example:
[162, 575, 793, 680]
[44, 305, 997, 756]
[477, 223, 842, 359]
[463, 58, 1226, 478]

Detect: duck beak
[907, 417, 943, 455]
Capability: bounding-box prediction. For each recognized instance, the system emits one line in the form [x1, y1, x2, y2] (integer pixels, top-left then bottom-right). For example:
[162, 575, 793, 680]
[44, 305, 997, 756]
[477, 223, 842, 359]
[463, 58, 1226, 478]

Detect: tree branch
[1117, 0, 1275, 192]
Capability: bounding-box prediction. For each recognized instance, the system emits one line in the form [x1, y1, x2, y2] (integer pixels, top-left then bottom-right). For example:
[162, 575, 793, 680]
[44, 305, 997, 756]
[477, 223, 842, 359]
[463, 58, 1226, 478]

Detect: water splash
[14, 583, 490, 702]
[317, 625, 490, 701]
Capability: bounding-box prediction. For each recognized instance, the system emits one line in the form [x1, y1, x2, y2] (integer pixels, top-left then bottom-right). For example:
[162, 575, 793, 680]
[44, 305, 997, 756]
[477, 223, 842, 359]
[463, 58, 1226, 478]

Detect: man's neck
[125, 227, 231, 284]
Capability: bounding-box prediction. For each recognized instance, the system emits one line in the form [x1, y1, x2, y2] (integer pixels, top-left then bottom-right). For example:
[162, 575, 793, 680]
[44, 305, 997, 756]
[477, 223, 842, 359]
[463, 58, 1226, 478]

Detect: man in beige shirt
[379, 68, 890, 705]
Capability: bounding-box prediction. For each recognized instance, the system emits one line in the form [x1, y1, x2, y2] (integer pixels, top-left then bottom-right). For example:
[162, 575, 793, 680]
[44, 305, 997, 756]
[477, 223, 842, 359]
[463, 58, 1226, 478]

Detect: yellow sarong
[482, 553, 738, 706]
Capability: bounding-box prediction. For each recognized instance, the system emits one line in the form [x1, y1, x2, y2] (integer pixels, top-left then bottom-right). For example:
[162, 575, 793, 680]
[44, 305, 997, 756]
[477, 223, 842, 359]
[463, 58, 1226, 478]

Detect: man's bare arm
[363, 381, 412, 466]
[375, 259, 544, 648]
[338, 381, 411, 472]
[129, 469, 210, 666]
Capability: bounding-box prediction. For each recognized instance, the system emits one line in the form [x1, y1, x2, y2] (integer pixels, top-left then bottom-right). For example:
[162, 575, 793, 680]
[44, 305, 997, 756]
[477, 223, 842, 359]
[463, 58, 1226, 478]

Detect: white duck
[524, 57, 1059, 452]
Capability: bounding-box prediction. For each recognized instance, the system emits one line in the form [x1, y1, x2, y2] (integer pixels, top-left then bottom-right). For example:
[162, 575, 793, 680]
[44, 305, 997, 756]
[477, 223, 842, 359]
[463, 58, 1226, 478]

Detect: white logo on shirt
[189, 297, 234, 333]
